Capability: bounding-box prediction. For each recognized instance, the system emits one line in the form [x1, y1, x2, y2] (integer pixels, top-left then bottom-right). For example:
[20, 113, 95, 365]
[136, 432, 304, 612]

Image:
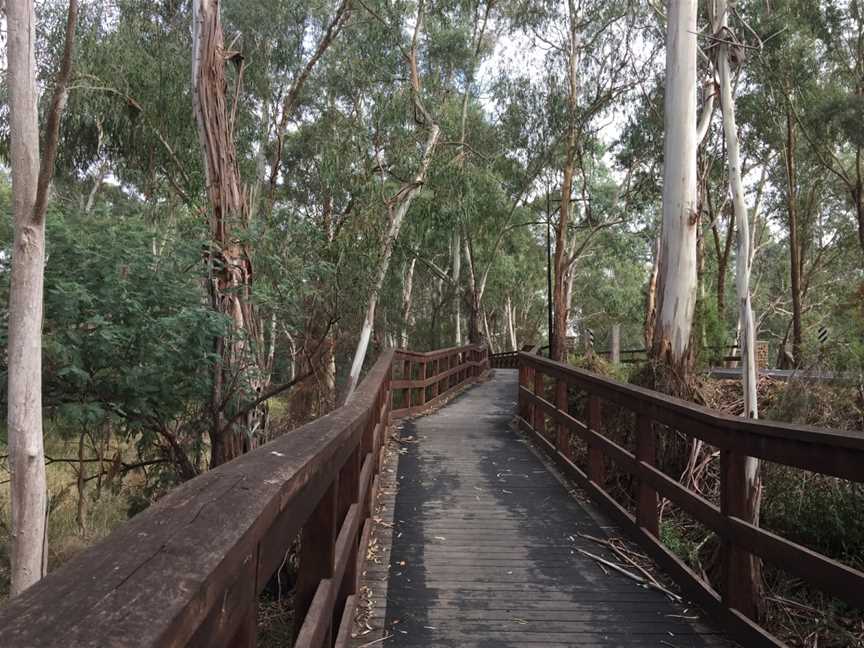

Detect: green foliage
[762, 465, 864, 571]
[1, 195, 225, 481]
[659, 518, 705, 571]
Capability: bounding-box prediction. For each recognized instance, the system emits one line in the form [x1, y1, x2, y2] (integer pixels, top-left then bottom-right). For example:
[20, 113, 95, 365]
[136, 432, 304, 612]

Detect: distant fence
[596, 342, 770, 368]
[518, 351, 864, 648]
[0, 345, 489, 647]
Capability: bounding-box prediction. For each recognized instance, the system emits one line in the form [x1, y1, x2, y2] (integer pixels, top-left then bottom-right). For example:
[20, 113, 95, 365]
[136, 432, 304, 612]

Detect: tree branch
[32, 0, 79, 226]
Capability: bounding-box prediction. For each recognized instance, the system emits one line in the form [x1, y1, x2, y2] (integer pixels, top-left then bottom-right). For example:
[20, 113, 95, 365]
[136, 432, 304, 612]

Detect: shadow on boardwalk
[356, 371, 737, 647]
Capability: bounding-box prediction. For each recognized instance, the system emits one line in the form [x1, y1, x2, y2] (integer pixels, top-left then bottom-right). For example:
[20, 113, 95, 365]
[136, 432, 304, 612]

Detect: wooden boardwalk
[355, 370, 735, 648]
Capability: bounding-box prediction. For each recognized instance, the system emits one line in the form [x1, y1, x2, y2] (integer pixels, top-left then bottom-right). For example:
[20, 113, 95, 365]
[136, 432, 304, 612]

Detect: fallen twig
[577, 548, 682, 602]
[357, 633, 393, 647]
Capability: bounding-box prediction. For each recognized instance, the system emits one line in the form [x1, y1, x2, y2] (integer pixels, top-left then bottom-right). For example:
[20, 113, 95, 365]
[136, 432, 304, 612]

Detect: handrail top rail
[395, 343, 484, 359]
[0, 350, 396, 647]
[521, 352, 864, 455]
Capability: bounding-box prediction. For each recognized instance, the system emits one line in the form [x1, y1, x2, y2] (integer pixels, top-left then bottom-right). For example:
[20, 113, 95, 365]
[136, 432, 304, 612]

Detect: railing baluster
[635, 415, 658, 537]
[532, 367, 545, 435]
[518, 356, 528, 422]
[295, 480, 337, 644]
[587, 395, 604, 485]
[335, 442, 361, 631]
[555, 378, 570, 459]
[419, 360, 427, 407]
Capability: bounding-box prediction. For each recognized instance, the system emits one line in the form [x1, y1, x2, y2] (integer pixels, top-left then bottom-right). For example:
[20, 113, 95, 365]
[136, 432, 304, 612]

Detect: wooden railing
[490, 350, 519, 368]
[0, 345, 488, 648]
[391, 344, 489, 417]
[518, 352, 864, 648]
[491, 344, 547, 369]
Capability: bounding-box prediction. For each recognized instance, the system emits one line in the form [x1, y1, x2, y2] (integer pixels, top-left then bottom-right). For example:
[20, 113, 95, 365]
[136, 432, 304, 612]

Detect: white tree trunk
[400, 257, 417, 348]
[715, 2, 757, 420]
[506, 294, 518, 351]
[652, 0, 699, 369]
[453, 230, 462, 345]
[344, 124, 441, 400]
[6, 0, 47, 596]
[714, 0, 762, 548]
[482, 308, 495, 352]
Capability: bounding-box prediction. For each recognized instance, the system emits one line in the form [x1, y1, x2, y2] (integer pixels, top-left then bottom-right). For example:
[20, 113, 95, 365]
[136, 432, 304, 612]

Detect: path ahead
[357, 371, 734, 647]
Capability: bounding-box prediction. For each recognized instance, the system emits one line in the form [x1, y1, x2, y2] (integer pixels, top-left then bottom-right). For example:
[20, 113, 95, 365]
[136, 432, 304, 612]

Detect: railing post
[454, 351, 459, 386]
[518, 357, 530, 422]
[587, 395, 604, 485]
[720, 450, 759, 619]
[418, 360, 427, 407]
[336, 442, 361, 628]
[635, 415, 658, 536]
[555, 379, 570, 459]
[295, 480, 337, 643]
[405, 358, 412, 411]
[532, 367, 545, 435]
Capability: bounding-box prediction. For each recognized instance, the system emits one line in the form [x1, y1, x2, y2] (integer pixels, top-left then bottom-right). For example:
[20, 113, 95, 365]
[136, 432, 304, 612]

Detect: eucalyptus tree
[709, 0, 762, 618]
[6, 0, 78, 595]
[650, 0, 700, 388]
[343, 0, 446, 400]
[503, 0, 642, 362]
[711, 0, 758, 418]
[741, 0, 843, 366]
[784, 0, 864, 257]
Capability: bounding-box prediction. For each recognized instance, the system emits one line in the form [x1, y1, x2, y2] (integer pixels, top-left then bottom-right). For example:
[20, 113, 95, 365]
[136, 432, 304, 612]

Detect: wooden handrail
[0, 345, 489, 648]
[391, 344, 489, 418]
[517, 352, 864, 648]
[489, 350, 519, 368]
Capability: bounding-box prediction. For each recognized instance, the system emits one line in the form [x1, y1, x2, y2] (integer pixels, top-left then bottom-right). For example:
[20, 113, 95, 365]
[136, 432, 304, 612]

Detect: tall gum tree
[651, 0, 699, 385]
[343, 0, 441, 401]
[192, 0, 259, 465]
[191, 0, 350, 463]
[6, 0, 79, 595]
[711, 0, 762, 618]
[550, 0, 581, 362]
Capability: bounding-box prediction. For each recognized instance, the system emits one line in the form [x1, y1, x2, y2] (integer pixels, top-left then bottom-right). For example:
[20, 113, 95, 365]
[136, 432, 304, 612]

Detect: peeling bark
[192, 0, 259, 466]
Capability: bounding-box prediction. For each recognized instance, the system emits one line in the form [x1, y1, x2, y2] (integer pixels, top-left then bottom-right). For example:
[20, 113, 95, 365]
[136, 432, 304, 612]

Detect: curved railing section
[517, 351, 864, 648]
[0, 345, 488, 648]
[489, 350, 518, 368]
[391, 345, 488, 417]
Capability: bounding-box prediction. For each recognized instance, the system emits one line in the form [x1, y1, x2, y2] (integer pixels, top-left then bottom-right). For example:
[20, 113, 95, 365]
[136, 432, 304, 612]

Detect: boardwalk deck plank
[353, 370, 735, 648]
